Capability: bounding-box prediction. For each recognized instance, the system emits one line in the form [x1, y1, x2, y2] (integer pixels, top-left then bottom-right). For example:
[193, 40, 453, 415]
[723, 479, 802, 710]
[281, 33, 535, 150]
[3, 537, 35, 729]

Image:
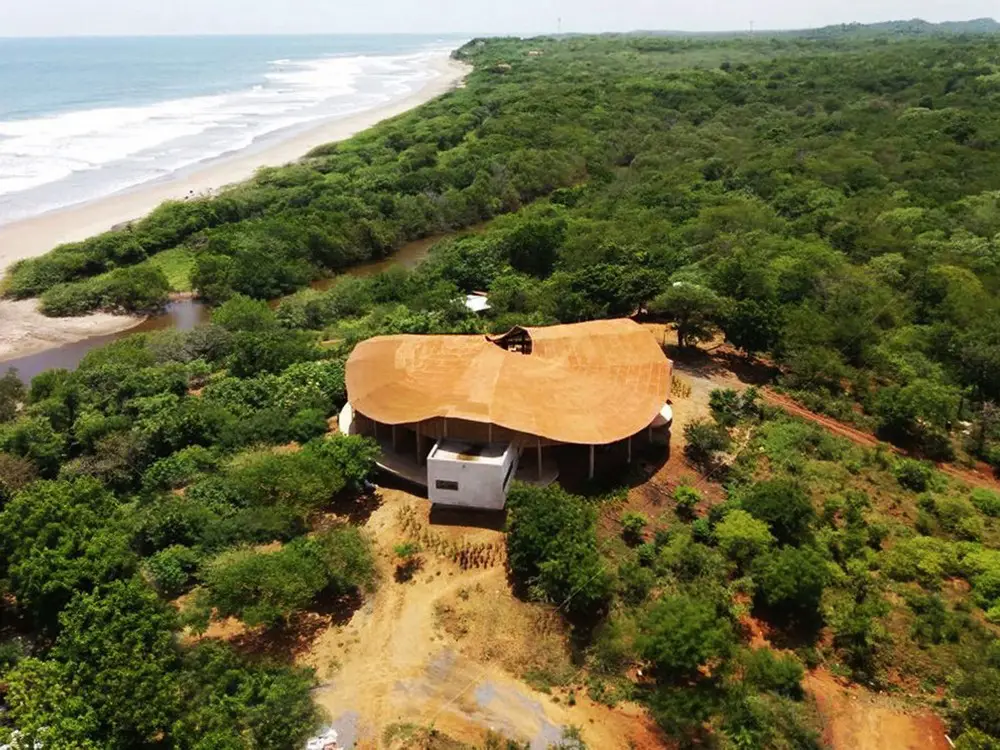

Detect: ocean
[0, 35, 465, 225]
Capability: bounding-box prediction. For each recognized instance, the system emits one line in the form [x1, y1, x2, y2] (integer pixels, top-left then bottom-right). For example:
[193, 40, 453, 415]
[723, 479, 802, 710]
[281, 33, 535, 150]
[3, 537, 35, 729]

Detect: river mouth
[0, 232, 443, 384]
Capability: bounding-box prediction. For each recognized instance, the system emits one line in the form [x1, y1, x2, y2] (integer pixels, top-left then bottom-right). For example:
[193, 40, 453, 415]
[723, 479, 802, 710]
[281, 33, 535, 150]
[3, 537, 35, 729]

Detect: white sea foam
[0, 46, 451, 223]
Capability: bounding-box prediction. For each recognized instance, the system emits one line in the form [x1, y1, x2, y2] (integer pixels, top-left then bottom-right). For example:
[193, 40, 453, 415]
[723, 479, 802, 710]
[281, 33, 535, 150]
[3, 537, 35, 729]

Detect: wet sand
[0, 299, 143, 364]
[0, 55, 469, 275]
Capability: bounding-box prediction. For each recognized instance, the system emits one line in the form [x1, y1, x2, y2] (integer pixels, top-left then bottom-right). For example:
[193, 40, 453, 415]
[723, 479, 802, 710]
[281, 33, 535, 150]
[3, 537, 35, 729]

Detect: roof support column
[589, 444, 595, 480]
[415, 423, 422, 465]
[537, 437, 543, 480]
[627, 435, 632, 464]
[391, 425, 397, 452]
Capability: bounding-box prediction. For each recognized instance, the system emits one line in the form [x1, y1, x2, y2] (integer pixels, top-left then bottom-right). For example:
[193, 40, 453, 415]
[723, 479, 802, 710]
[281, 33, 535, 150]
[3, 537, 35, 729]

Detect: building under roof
[343, 319, 674, 507]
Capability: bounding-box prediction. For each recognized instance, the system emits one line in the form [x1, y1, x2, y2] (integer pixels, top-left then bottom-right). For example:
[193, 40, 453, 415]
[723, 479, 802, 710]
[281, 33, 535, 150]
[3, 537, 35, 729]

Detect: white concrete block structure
[427, 439, 518, 509]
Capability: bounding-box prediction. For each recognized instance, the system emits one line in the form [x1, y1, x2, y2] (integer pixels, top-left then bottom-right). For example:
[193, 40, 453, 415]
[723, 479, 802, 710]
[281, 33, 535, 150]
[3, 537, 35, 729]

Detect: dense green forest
[10, 28, 1000, 467]
[2, 27, 1000, 749]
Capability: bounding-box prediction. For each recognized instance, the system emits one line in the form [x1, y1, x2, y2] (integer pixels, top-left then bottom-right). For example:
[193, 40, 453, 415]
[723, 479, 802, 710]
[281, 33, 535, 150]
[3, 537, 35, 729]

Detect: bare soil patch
[804, 668, 951, 750]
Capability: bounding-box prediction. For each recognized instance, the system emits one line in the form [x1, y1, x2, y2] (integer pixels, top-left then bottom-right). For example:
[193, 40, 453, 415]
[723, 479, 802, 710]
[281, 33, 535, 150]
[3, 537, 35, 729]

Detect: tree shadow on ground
[668, 344, 781, 387]
[328, 488, 383, 526]
[753, 606, 825, 652]
[222, 591, 366, 663]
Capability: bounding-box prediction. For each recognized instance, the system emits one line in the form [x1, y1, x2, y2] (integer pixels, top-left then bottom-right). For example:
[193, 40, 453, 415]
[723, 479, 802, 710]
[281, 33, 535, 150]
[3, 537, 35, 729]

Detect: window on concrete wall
[435, 480, 460, 491]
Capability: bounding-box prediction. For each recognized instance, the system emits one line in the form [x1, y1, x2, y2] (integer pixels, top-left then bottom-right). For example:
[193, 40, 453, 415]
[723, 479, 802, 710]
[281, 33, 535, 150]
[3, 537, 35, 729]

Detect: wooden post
[589, 444, 595, 480]
[537, 437, 543, 480]
[648, 425, 653, 443]
[488, 423, 493, 443]
[373, 420, 379, 440]
[391, 425, 397, 451]
[627, 435, 632, 464]
[443, 418, 448, 438]
[416, 426, 422, 465]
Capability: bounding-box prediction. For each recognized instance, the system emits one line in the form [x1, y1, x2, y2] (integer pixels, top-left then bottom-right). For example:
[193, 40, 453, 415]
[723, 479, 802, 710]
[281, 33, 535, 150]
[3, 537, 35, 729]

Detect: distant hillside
[632, 17, 1000, 39]
[791, 17, 1000, 39]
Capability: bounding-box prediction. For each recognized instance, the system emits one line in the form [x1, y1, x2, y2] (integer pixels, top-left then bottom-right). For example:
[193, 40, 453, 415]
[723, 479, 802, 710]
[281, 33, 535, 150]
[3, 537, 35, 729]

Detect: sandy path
[0, 55, 469, 275]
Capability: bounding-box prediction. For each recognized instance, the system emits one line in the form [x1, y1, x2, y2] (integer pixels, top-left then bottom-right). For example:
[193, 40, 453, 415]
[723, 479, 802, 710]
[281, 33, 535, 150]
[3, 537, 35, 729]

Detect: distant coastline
[0, 53, 469, 364]
[0, 53, 468, 276]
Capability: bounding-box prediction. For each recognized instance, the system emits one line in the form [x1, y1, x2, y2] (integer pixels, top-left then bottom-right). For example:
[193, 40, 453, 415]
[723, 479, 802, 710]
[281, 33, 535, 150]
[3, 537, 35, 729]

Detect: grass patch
[144, 247, 194, 292]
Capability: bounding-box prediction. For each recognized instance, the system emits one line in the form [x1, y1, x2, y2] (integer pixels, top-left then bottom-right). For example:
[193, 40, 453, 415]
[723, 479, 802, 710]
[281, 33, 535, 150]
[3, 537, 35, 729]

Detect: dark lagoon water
[0, 233, 441, 383]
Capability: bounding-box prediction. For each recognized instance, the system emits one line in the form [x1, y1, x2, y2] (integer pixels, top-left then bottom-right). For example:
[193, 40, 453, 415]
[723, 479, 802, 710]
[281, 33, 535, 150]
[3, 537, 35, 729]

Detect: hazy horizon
[1, 1, 997, 38]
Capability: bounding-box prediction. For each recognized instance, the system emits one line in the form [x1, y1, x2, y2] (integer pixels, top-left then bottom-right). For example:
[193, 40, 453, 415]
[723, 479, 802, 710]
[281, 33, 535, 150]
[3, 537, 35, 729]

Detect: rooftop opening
[490, 326, 533, 355]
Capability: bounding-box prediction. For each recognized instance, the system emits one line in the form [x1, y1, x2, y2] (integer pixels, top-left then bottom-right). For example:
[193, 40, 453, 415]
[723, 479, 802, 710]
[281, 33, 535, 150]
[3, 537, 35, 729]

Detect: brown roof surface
[346, 319, 672, 445]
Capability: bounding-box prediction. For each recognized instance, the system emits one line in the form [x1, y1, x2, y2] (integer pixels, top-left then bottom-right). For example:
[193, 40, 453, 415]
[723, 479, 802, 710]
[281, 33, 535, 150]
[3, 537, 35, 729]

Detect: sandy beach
[0, 54, 468, 275]
[0, 54, 469, 364]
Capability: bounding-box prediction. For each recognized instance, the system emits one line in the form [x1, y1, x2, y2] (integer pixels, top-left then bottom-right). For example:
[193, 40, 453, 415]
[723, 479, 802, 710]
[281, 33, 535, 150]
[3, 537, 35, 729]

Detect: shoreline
[0, 54, 469, 275]
[0, 54, 470, 366]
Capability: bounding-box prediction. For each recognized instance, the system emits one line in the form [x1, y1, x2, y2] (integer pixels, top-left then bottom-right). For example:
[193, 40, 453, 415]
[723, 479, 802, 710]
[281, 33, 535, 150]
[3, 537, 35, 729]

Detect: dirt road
[304, 490, 665, 749]
[805, 670, 951, 750]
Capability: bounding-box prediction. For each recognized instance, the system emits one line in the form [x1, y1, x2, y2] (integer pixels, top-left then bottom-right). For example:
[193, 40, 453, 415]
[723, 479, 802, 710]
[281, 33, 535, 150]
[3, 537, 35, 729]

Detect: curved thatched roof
[346, 319, 672, 445]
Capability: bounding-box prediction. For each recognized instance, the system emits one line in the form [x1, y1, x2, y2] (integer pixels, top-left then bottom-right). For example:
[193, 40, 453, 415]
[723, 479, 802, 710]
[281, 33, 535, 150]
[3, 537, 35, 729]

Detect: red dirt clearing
[805, 669, 951, 750]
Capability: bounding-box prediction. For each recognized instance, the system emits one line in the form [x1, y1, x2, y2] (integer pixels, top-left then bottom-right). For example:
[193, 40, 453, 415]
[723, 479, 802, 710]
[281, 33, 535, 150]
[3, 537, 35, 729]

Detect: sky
[0, 0, 996, 36]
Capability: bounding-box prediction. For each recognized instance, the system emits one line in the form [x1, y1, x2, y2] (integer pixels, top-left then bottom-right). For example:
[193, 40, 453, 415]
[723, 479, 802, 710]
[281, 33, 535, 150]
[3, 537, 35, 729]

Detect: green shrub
[971, 489, 1000, 517]
[674, 485, 701, 518]
[617, 558, 655, 605]
[142, 446, 218, 491]
[894, 459, 934, 492]
[40, 266, 170, 317]
[195, 526, 375, 629]
[211, 294, 278, 332]
[954, 730, 1000, 750]
[506, 483, 611, 617]
[740, 479, 816, 546]
[715, 509, 775, 567]
[144, 545, 201, 597]
[637, 594, 734, 682]
[753, 546, 829, 621]
[904, 591, 962, 645]
[683, 419, 731, 470]
[620, 511, 648, 545]
[741, 648, 804, 698]
[881, 536, 961, 588]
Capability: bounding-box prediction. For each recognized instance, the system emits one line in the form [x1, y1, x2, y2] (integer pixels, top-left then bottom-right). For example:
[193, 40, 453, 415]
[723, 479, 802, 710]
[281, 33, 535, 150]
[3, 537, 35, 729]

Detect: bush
[40, 266, 170, 317]
[144, 545, 201, 597]
[684, 419, 731, 470]
[742, 648, 804, 698]
[904, 591, 962, 645]
[174, 641, 320, 749]
[393, 541, 423, 582]
[971, 489, 1000, 518]
[195, 527, 375, 629]
[617, 558, 655, 605]
[894, 459, 934, 492]
[620, 511, 648, 545]
[211, 294, 277, 332]
[715, 509, 775, 567]
[753, 546, 829, 621]
[637, 594, 734, 681]
[142, 446, 218, 491]
[506, 483, 611, 617]
[674, 485, 701, 519]
[709, 388, 761, 427]
[740, 479, 816, 547]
